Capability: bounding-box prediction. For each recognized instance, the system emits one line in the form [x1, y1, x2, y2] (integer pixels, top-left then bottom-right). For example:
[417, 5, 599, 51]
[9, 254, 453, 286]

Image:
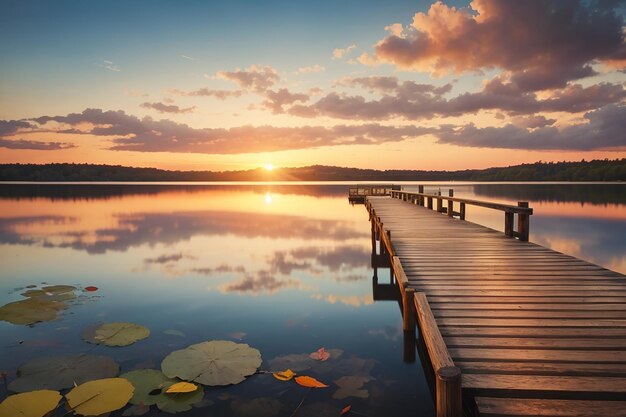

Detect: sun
[264, 163, 274, 171]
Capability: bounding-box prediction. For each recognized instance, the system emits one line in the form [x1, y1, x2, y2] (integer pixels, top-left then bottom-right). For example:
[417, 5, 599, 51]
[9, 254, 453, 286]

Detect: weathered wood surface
[366, 196, 626, 417]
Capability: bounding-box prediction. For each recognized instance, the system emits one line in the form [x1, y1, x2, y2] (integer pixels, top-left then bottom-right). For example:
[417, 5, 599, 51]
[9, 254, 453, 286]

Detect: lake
[0, 183, 624, 417]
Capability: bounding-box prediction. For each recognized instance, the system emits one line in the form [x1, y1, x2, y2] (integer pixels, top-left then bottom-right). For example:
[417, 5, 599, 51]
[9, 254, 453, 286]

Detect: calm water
[0, 183, 624, 417]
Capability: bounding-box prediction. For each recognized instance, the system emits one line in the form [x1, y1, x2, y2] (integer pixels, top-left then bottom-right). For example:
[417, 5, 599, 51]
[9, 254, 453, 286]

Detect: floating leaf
[65, 377, 134, 416]
[0, 298, 68, 325]
[8, 354, 119, 392]
[340, 405, 352, 415]
[0, 390, 62, 417]
[84, 286, 99, 292]
[295, 376, 328, 388]
[309, 347, 330, 361]
[83, 322, 150, 347]
[161, 340, 261, 386]
[121, 369, 204, 414]
[272, 369, 296, 381]
[165, 381, 197, 393]
[333, 376, 370, 399]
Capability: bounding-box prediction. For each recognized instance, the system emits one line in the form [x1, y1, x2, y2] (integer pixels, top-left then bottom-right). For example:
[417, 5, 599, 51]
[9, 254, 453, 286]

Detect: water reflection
[0, 182, 623, 416]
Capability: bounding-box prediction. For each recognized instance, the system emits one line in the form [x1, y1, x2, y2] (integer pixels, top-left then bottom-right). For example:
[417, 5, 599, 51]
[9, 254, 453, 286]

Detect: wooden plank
[462, 374, 626, 394]
[475, 397, 626, 417]
[445, 337, 626, 350]
[450, 348, 626, 363]
[456, 361, 626, 377]
[365, 196, 626, 416]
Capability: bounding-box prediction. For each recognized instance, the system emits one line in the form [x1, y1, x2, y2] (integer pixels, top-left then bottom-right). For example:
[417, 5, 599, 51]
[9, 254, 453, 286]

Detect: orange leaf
[340, 405, 352, 415]
[272, 369, 296, 381]
[309, 347, 330, 361]
[295, 375, 328, 388]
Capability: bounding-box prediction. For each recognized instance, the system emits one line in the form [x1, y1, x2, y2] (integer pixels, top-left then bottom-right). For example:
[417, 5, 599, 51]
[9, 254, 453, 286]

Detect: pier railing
[366, 198, 461, 417]
[390, 188, 533, 241]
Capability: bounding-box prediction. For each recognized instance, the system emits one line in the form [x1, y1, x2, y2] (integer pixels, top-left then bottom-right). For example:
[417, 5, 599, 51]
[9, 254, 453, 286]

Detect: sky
[1, 0, 625, 171]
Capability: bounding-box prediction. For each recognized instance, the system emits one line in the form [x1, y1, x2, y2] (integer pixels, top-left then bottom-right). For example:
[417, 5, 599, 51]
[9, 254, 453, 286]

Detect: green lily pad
[0, 298, 68, 325]
[22, 285, 76, 301]
[65, 377, 134, 416]
[0, 390, 62, 417]
[121, 369, 204, 414]
[83, 322, 150, 347]
[8, 354, 119, 392]
[161, 340, 262, 386]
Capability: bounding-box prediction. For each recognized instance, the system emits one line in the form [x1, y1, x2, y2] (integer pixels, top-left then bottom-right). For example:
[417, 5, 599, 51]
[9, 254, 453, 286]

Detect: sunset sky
[1, 0, 625, 171]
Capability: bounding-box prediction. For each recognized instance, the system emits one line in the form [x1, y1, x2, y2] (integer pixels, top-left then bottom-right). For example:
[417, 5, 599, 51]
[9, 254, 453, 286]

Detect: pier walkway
[364, 190, 626, 417]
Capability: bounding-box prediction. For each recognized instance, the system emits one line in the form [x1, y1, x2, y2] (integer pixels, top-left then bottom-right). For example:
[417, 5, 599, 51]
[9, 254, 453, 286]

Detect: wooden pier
[362, 188, 626, 417]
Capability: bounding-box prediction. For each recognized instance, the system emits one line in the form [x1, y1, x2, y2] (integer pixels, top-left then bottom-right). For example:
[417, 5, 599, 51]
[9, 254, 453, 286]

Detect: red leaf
[340, 405, 352, 415]
[84, 286, 98, 292]
[309, 347, 330, 361]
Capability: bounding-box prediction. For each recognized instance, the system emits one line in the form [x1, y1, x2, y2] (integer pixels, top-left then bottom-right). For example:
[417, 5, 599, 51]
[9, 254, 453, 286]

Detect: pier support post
[504, 211, 514, 237]
[436, 366, 462, 417]
[447, 189, 454, 217]
[518, 201, 530, 241]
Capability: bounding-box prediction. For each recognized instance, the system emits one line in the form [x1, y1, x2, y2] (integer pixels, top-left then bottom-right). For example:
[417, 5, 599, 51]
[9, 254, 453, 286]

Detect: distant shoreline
[0, 159, 624, 182]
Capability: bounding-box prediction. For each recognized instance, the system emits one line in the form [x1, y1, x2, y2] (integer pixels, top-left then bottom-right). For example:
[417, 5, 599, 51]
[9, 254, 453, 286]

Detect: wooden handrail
[391, 190, 532, 214]
[415, 292, 462, 417]
[390, 189, 532, 241]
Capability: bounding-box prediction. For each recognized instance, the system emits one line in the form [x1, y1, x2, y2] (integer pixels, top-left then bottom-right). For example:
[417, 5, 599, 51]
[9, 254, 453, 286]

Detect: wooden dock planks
[365, 196, 626, 417]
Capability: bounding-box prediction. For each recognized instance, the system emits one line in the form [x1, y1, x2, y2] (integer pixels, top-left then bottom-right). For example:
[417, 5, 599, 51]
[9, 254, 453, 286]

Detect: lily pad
[22, 285, 76, 301]
[161, 340, 261, 386]
[0, 298, 68, 325]
[121, 369, 204, 414]
[0, 390, 62, 417]
[8, 354, 119, 392]
[83, 322, 150, 347]
[65, 377, 134, 416]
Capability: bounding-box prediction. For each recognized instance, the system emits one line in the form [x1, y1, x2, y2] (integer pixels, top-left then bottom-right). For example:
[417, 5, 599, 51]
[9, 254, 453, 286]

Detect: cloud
[311, 293, 374, 308]
[435, 103, 626, 150]
[297, 64, 326, 74]
[168, 88, 243, 100]
[191, 264, 247, 275]
[140, 102, 196, 114]
[216, 65, 279, 92]
[285, 76, 625, 120]
[17, 108, 435, 153]
[332, 44, 357, 60]
[144, 253, 185, 264]
[219, 270, 303, 294]
[101, 59, 120, 72]
[369, 0, 625, 90]
[0, 120, 35, 136]
[0, 138, 75, 150]
[261, 88, 310, 113]
[180, 54, 194, 60]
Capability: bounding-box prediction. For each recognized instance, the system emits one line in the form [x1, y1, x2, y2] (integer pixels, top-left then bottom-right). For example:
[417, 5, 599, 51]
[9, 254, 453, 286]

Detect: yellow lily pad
[0, 390, 61, 417]
[65, 377, 134, 416]
[0, 298, 67, 325]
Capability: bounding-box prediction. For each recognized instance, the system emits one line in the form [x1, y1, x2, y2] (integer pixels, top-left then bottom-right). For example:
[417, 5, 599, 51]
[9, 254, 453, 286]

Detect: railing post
[436, 366, 462, 417]
[418, 185, 424, 206]
[460, 202, 465, 220]
[437, 193, 443, 213]
[428, 196, 433, 210]
[447, 189, 453, 217]
[517, 201, 530, 241]
[504, 211, 514, 237]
